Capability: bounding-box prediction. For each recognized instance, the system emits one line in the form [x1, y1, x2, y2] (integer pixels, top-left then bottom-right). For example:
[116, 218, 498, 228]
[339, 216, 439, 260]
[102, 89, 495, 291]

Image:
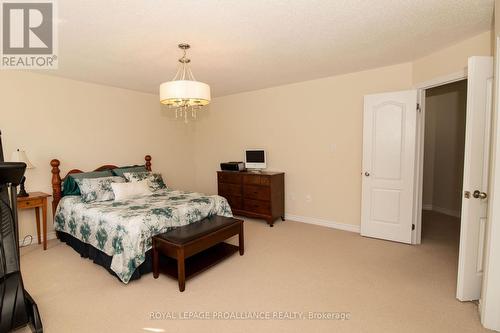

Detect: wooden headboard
[50, 155, 152, 214]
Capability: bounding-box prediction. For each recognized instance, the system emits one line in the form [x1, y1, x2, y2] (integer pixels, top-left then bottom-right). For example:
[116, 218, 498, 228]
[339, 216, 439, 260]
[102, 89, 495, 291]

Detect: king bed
[50, 155, 233, 283]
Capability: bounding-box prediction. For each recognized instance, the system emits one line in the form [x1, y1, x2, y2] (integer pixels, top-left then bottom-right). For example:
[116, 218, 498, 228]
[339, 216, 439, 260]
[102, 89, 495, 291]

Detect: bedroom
[1, 0, 500, 332]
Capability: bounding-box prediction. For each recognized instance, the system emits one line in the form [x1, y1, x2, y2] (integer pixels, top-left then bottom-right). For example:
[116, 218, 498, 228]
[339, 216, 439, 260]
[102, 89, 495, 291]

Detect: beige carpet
[16, 212, 491, 333]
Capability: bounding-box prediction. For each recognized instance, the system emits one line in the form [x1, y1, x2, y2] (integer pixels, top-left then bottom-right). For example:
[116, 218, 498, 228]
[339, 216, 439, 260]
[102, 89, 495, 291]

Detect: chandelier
[160, 43, 211, 122]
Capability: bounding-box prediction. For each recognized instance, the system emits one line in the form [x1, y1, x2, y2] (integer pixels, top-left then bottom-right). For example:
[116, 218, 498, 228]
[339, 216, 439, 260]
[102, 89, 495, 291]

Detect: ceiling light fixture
[159, 43, 211, 122]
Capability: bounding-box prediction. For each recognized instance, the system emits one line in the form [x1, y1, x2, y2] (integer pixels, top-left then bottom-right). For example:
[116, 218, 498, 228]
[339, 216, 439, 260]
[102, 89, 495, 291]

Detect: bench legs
[239, 222, 245, 255]
[153, 240, 186, 292]
[177, 248, 185, 292]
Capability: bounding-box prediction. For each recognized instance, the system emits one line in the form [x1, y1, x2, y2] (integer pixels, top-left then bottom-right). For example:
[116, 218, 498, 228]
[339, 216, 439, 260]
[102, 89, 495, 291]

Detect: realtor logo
[1, 0, 58, 69]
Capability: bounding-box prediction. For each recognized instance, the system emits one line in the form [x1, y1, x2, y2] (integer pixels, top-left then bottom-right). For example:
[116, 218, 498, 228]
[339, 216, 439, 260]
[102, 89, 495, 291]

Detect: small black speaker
[220, 162, 246, 171]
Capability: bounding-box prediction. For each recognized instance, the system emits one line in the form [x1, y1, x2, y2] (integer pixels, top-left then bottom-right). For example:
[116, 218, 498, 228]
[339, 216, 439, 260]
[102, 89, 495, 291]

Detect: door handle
[473, 190, 487, 199]
[364, 172, 370, 177]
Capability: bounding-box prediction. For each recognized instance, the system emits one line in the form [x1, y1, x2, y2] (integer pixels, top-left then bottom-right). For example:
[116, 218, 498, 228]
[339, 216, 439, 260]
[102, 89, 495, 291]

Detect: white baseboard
[19, 231, 57, 246]
[285, 214, 360, 233]
[46, 231, 57, 240]
[422, 204, 461, 218]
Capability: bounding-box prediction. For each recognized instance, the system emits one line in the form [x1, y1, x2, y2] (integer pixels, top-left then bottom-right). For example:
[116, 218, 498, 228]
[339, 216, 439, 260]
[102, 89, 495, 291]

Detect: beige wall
[193, 31, 491, 228]
[0, 71, 195, 241]
[423, 103, 436, 207]
[412, 31, 492, 84]
[422, 80, 467, 217]
[193, 63, 414, 226]
[1, 30, 492, 241]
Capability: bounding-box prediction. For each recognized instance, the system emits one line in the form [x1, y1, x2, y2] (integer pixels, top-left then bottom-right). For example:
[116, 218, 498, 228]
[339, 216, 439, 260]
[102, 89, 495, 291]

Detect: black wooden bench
[152, 215, 244, 291]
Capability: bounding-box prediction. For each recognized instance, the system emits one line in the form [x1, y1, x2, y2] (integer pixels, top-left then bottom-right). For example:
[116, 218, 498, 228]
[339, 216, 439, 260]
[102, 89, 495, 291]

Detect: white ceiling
[49, 0, 493, 97]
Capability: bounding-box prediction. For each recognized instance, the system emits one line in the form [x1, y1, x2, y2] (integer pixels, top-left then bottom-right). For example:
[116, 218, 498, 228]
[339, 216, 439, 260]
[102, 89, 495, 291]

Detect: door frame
[412, 69, 468, 244]
[480, 37, 500, 331]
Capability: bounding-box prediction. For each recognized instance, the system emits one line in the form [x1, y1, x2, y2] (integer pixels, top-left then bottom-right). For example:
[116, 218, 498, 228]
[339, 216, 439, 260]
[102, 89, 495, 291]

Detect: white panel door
[457, 56, 493, 301]
[361, 90, 417, 244]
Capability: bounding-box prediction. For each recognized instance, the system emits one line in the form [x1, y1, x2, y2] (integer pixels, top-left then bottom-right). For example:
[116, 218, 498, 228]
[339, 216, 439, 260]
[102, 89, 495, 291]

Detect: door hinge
[417, 103, 421, 113]
[412, 224, 415, 231]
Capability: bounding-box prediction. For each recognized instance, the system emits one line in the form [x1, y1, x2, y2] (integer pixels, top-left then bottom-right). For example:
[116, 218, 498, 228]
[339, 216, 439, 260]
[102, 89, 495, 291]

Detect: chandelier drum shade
[160, 44, 211, 122]
[160, 80, 210, 106]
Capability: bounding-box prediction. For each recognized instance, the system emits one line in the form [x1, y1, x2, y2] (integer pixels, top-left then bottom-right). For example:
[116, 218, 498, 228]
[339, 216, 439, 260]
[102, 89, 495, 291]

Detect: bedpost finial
[50, 159, 60, 168]
[145, 155, 152, 171]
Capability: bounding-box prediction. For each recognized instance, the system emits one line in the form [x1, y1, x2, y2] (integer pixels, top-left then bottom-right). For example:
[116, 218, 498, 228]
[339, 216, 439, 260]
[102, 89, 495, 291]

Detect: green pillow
[61, 170, 114, 196]
[112, 165, 148, 177]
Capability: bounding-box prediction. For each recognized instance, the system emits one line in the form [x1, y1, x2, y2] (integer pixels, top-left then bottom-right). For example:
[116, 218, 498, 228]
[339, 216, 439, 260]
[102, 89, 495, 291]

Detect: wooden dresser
[217, 171, 284, 227]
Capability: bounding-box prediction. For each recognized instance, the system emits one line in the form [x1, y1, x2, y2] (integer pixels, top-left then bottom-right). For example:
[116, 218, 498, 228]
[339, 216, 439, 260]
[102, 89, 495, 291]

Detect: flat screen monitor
[245, 149, 266, 169]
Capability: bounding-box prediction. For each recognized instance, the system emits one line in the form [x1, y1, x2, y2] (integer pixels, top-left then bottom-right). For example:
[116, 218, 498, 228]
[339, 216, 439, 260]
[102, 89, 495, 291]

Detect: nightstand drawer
[243, 185, 270, 200]
[18, 198, 43, 209]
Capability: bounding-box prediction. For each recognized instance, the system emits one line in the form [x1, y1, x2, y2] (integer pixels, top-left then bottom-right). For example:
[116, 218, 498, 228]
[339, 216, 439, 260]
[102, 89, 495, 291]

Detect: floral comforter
[54, 189, 233, 283]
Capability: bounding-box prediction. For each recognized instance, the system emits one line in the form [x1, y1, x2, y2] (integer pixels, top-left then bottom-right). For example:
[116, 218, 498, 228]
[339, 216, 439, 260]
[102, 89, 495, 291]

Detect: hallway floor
[421, 209, 461, 247]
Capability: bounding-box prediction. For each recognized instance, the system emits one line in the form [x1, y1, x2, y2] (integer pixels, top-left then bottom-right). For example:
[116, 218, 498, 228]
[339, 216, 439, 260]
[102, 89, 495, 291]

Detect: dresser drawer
[217, 171, 284, 226]
[243, 184, 270, 200]
[243, 198, 271, 215]
[243, 174, 271, 186]
[243, 174, 260, 185]
[18, 198, 43, 209]
[218, 172, 242, 184]
[260, 176, 271, 186]
[220, 194, 243, 210]
[220, 183, 242, 196]
[243, 174, 263, 185]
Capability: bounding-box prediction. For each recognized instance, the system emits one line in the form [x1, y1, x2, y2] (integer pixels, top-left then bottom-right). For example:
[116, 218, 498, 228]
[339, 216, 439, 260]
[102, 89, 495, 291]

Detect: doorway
[415, 57, 493, 301]
[421, 80, 467, 246]
[360, 55, 493, 302]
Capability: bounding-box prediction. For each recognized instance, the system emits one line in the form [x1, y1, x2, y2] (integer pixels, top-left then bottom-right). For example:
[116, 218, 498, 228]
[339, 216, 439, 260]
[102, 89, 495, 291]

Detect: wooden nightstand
[17, 192, 51, 250]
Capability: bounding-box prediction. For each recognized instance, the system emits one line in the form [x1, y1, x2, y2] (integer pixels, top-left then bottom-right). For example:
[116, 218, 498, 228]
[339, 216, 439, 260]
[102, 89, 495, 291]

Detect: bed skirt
[56, 231, 160, 282]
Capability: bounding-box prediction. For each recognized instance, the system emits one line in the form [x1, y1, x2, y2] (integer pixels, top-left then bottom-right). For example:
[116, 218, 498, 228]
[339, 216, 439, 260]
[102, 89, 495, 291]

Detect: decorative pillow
[111, 180, 152, 200]
[62, 170, 114, 196]
[78, 176, 125, 203]
[112, 165, 148, 177]
[123, 171, 167, 191]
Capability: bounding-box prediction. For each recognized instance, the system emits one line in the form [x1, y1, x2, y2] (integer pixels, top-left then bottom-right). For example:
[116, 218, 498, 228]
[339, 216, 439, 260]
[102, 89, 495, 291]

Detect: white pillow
[111, 180, 152, 200]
